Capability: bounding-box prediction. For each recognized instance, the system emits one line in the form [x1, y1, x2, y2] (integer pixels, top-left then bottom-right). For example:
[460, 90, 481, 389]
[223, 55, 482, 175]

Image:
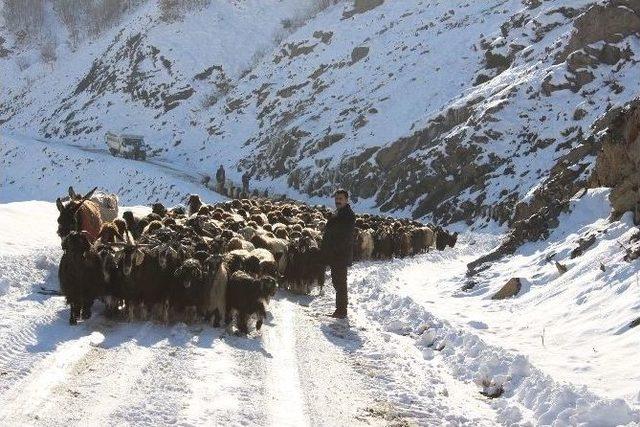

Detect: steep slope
[0, 0, 332, 155]
[2, 0, 640, 236]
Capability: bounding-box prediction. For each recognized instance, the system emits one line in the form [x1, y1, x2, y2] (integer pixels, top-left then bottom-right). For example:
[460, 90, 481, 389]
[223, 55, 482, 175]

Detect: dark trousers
[330, 265, 348, 312]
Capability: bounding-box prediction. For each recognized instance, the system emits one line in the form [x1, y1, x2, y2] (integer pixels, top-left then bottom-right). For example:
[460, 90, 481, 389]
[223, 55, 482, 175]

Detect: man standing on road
[321, 189, 356, 319]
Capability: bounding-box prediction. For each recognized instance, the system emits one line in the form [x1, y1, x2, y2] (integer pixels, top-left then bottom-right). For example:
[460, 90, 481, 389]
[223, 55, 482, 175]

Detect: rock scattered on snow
[491, 277, 521, 300]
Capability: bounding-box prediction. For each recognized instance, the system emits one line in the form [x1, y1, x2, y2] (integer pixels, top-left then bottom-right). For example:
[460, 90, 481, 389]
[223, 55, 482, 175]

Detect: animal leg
[238, 312, 249, 335]
[212, 308, 221, 328]
[69, 303, 80, 325]
[81, 299, 93, 320]
[127, 302, 135, 322]
[255, 303, 266, 331]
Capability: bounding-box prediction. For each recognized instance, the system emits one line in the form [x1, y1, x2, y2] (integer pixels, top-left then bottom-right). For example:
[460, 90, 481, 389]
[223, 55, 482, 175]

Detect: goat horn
[83, 186, 98, 200]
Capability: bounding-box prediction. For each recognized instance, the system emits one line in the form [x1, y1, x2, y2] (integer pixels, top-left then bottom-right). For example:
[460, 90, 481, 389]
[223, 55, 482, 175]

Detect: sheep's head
[151, 202, 167, 217]
[117, 246, 145, 277]
[261, 276, 278, 298]
[156, 244, 179, 270]
[187, 194, 203, 214]
[204, 254, 223, 277]
[97, 246, 118, 283]
[174, 258, 202, 289]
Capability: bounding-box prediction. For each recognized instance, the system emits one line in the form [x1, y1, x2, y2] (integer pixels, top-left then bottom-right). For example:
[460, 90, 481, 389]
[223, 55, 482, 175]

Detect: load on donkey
[55, 186, 119, 242]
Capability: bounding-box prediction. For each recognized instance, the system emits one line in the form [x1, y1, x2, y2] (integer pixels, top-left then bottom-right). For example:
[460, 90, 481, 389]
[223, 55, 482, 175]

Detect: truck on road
[105, 132, 147, 160]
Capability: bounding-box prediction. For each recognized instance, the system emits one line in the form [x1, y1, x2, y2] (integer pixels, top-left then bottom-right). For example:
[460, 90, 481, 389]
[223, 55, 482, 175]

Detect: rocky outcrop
[588, 98, 640, 220]
[343, 0, 384, 19]
[556, 2, 640, 63]
[492, 278, 522, 299]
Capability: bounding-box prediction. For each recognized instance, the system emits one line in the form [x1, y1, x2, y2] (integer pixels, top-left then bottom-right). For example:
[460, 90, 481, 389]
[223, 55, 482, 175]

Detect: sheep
[187, 194, 204, 216]
[201, 254, 228, 327]
[238, 225, 258, 241]
[57, 193, 461, 325]
[95, 244, 121, 317]
[142, 220, 164, 235]
[59, 231, 105, 324]
[283, 236, 325, 294]
[227, 236, 255, 252]
[251, 234, 288, 275]
[434, 226, 458, 251]
[373, 228, 393, 259]
[411, 226, 435, 254]
[114, 244, 147, 320]
[353, 228, 374, 261]
[172, 258, 206, 323]
[393, 229, 413, 258]
[122, 211, 142, 239]
[226, 271, 277, 334]
[97, 222, 123, 244]
[247, 248, 278, 278]
[151, 202, 167, 217]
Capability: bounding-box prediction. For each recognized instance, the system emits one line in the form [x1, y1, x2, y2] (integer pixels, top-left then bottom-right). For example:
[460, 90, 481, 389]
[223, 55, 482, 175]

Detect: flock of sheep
[56, 188, 458, 333]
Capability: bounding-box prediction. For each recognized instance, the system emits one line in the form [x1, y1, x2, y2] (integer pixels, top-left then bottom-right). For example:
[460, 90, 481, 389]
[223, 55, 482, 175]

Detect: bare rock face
[556, 3, 640, 63]
[343, 0, 384, 19]
[588, 98, 640, 218]
[492, 278, 522, 300]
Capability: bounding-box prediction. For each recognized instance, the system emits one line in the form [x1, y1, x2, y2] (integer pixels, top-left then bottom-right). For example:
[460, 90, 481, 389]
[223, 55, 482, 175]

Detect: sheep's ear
[56, 198, 64, 212]
[68, 186, 76, 198]
[133, 249, 145, 266]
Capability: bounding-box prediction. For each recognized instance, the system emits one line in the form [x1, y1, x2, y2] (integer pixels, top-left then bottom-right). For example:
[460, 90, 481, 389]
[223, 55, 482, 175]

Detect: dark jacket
[321, 204, 356, 267]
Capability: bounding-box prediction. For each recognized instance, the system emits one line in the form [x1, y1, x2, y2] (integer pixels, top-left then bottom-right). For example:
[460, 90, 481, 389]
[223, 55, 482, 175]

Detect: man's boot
[330, 309, 347, 319]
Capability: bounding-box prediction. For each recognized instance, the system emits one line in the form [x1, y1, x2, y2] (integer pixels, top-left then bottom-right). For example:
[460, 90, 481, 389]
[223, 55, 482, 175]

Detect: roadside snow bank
[0, 202, 61, 296]
[349, 264, 640, 425]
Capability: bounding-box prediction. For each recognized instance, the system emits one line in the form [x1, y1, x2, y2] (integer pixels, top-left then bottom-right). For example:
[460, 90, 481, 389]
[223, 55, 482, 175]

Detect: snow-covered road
[1, 200, 639, 426]
[0, 202, 500, 426]
[0, 264, 496, 426]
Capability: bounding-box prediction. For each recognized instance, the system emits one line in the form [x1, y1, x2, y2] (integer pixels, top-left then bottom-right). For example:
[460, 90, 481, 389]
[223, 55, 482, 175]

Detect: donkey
[56, 186, 103, 243]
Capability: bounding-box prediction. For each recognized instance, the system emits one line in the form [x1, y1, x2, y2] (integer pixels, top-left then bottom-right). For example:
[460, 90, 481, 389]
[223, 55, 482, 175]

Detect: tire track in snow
[22, 323, 158, 426]
[263, 294, 378, 426]
[262, 299, 309, 426]
[180, 328, 271, 426]
[103, 324, 199, 426]
[304, 283, 499, 426]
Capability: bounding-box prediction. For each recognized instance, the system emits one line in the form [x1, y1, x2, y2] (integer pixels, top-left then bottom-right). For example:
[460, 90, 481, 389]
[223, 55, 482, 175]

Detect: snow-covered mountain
[2, 0, 640, 232]
[2, 1, 640, 424]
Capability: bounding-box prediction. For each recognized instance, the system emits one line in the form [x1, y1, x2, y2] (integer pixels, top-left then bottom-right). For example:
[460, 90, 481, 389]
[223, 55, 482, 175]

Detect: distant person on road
[320, 189, 356, 319]
[242, 171, 250, 194]
[215, 165, 225, 193]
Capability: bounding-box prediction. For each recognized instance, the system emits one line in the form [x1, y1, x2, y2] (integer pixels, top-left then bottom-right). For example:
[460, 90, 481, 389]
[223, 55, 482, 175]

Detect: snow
[1, 192, 639, 425]
[2, 0, 640, 424]
[347, 189, 640, 414]
[0, 133, 225, 206]
[5, 0, 640, 219]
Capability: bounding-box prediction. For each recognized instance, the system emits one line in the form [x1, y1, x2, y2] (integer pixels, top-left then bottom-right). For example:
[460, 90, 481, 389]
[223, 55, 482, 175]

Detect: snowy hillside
[2, 0, 640, 230]
[2, 0, 640, 425]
